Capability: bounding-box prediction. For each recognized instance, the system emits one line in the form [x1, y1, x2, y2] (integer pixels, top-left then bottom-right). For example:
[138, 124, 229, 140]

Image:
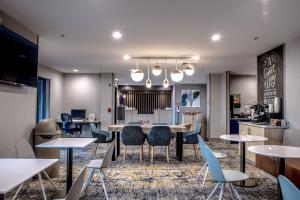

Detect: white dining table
[220, 134, 268, 187]
[0, 158, 58, 200]
[35, 138, 96, 193]
[248, 145, 300, 200]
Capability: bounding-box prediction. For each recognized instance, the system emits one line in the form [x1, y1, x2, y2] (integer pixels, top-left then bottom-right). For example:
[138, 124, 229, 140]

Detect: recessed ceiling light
[73, 69, 78, 72]
[123, 55, 131, 60]
[192, 55, 200, 61]
[211, 34, 221, 41]
[112, 31, 122, 39]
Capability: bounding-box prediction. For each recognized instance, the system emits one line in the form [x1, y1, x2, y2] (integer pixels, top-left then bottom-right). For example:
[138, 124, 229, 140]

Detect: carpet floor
[6, 140, 277, 200]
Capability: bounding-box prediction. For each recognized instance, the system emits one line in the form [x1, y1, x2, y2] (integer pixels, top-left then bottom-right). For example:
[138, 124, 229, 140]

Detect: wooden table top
[108, 124, 188, 133]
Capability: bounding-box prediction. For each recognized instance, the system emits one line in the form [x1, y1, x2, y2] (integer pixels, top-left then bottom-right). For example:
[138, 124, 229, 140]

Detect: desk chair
[197, 135, 227, 187]
[203, 145, 248, 200]
[279, 175, 300, 200]
[53, 165, 87, 200]
[81, 140, 116, 200]
[90, 123, 113, 157]
[13, 138, 58, 200]
[61, 113, 81, 135]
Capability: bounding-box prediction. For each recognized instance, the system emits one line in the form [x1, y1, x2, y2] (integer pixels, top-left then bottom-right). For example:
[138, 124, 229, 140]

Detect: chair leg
[81, 169, 96, 193]
[227, 183, 235, 200]
[151, 146, 154, 163]
[140, 145, 143, 164]
[13, 183, 24, 200]
[202, 167, 209, 188]
[99, 170, 109, 200]
[218, 183, 225, 200]
[166, 146, 170, 163]
[148, 145, 151, 157]
[207, 183, 220, 200]
[193, 144, 197, 157]
[123, 145, 127, 162]
[196, 161, 208, 180]
[93, 143, 99, 158]
[229, 183, 241, 200]
[42, 171, 58, 190]
[38, 173, 47, 200]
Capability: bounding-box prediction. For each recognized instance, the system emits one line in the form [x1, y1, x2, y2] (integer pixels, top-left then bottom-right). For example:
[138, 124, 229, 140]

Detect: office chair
[61, 113, 81, 135]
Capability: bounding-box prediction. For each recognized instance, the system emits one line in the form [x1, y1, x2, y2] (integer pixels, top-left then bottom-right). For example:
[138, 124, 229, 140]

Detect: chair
[81, 139, 116, 200]
[183, 121, 202, 157]
[197, 135, 227, 187]
[128, 121, 143, 125]
[13, 138, 58, 200]
[278, 175, 300, 200]
[121, 126, 146, 163]
[203, 145, 249, 200]
[147, 126, 172, 163]
[152, 122, 168, 125]
[61, 113, 81, 135]
[90, 123, 113, 157]
[53, 165, 87, 200]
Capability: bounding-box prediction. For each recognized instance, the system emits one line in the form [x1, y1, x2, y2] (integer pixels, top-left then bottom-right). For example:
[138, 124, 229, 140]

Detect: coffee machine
[250, 104, 269, 123]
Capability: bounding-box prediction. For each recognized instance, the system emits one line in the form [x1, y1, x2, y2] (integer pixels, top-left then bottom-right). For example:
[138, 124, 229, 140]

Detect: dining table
[220, 134, 268, 187]
[108, 124, 188, 161]
[248, 145, 300, 200]
[35, 138, 96, 193]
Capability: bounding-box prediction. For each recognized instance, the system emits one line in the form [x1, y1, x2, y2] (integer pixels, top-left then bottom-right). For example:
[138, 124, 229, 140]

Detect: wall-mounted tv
[0, 25, 38, 87]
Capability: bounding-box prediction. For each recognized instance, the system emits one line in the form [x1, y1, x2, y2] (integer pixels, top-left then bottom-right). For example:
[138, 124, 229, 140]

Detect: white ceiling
[1, 0, 300, 84]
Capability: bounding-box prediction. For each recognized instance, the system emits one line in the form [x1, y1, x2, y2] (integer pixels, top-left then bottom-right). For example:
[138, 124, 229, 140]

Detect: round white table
[220, 134, 268, 187]
[248, 145, 300, 200]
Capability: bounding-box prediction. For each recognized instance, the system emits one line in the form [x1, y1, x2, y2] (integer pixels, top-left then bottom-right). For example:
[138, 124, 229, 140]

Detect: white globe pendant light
[171, 59, 184, 82]
[131, 60, 144, 82]
[145, 60, 152, 88]
[183, 64, 195, 76]
[163, 59, 169, 88]
[152, 59, 162, 76]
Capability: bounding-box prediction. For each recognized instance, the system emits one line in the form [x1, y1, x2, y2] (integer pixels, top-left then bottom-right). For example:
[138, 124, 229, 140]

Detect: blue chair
[121, 126, 146, 163]
[279, 175, 300, 200]
[147, 126, 172, 163]
[128, 121, 143, 125]
[197, 135, 228, 187]
[90, 123, 113, 157]
[183, 121, 202, 157]
[61, 113, 81, 135]
[152, 122, 168, 125]
[203, 145, 248, 199]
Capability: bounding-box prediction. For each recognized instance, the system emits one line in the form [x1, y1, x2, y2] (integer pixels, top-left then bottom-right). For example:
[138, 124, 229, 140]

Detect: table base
[233, 178, 257, 187]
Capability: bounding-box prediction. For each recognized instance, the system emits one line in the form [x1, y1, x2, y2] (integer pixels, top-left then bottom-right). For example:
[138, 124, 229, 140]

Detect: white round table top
[220, 134, 268, 142]
[248, 145, 300, 159]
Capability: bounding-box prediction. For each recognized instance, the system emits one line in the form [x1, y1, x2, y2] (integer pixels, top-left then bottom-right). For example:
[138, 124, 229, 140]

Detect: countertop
[238, 121, 288, 129]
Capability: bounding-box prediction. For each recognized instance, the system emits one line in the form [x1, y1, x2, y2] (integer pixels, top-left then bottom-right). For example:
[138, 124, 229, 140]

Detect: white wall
[0, 11, 37, 157]
[38, 65, 64, 120]
[285, 37, 300, 129]
[63, 74, 101, 119]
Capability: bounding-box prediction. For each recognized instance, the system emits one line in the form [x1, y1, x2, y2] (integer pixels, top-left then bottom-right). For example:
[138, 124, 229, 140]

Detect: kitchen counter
[238, 122, 288, 129]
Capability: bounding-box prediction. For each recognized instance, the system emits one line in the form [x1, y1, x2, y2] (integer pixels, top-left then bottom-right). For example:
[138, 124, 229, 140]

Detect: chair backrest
[194, 121, 202, 134]
[15, 138, 36, 158]
[152, 122, 168, 125]
[128, 121, 143, 125]
[147, 126, 172, 146]
[203, 145, 225, 182]
[101, 139, 116, 168]
[121, 126, 145, 145]
[279, 175, 300, 200]
[197, 135, 207, 160]
[61, 113, 72, 123]
[66, 165, 87, 200]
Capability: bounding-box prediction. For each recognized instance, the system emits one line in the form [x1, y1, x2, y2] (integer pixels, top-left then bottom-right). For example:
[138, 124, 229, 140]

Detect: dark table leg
[112, 132, 116, 161]
[278, 158, 285, 200]
[66, 148, 73, 193]
[176, 132, 183, 161]
[240, 142, 246, 173]
[0, 194, 4, 200]
[117, 132, 120, 156]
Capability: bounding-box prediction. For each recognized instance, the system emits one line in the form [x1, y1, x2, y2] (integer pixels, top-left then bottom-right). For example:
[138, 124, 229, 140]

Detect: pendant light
[152, 59, 162, 76]
[183, 59, 195, 76]
[146, 60, 152, 88]
[163, 58, 169, 88]
[171, 59, 184, 82]
[131, 60, 144, 82]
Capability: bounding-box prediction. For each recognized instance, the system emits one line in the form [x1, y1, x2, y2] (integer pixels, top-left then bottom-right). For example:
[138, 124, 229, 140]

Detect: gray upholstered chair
[183, 121, 202, 157]
[90, 123, 113, 157]
[152, 122, 168, 125]
[147, 126, 172, 163]
[81, 140, 116, 200]
[121, 126, 146, 163]
[128, 121, 143, 125]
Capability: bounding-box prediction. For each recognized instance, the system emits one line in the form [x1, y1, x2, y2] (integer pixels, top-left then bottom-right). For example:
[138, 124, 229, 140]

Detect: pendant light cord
[147, 59, 150, 79]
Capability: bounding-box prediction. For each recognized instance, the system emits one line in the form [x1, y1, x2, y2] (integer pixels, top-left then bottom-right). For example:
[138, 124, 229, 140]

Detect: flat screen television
[0, 25, 38, 87]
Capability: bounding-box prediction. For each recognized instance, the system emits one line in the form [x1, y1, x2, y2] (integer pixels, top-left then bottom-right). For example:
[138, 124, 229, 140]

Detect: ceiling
[1, 0, 300, 84]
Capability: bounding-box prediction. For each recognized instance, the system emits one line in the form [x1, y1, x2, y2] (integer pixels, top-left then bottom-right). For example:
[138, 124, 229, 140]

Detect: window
[37, 77, 50, 122]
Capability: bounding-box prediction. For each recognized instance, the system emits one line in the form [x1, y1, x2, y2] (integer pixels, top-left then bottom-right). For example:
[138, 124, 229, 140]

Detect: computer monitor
[71, 109, 86, 119]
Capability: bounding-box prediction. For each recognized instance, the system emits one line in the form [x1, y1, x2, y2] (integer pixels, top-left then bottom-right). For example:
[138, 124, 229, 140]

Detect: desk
[0, 159, 58, 200]
[108, 124, 188, 161]
[248, 145, 300, 200]
[35, 138, 96, 193]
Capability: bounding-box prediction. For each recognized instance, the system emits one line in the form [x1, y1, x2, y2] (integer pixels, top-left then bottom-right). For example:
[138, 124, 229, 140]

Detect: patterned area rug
[6, 140, 277, 199]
